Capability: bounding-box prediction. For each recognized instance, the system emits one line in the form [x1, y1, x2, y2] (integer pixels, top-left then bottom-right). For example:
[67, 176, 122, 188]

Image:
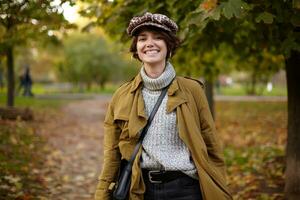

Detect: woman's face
[136, 30, 168, 66]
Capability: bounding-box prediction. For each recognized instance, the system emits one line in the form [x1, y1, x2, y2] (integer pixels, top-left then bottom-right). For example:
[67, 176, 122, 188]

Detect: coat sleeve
[95, 100, 121, 200]
[196, 85, 227, 177]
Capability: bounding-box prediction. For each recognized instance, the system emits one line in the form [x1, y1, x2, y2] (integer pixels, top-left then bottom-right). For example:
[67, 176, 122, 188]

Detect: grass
[218, 84, 287, 96]
[28, 83, 118, 95]
[65, 84, 118, 94]
[0, 94, 71, 109]
[216, 101, 287, 199]
[0, 83, 118, 96]
[1, 82, 287, 97]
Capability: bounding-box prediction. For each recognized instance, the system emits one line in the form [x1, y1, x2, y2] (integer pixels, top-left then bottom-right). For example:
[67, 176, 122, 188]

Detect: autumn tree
[0, 0, 75, 107]
[172, 42, 238, 116]
[186, 1, 300, 198]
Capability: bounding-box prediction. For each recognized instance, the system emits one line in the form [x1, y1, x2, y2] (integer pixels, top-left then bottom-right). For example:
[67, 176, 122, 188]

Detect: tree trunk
[284, 50, 300, 199]
[6, 45, 14, 107]
[205, 80, 215, 120]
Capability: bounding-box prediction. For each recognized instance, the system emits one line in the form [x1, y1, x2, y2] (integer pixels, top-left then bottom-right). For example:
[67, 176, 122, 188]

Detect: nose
[145, 38, 154, 47]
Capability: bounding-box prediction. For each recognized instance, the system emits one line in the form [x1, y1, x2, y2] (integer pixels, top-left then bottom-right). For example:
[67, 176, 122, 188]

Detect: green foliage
[190, 0, 300, 57]
[57, 33, 137, 89]
[173, 42, 238, 80]
[219, 0, 247, 19]
[13, 42, 66, 83]
[179, 0, 291, 90]
[255, 12, 275, 24]
[235, 50, 285, 95]
[80, 0, 287, 85]
[0, 0, 76, 106]
[0, 0, 76, 51]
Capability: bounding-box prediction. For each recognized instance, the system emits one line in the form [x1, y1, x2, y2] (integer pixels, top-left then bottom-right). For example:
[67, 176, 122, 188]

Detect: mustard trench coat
[95, 74, 232, 200]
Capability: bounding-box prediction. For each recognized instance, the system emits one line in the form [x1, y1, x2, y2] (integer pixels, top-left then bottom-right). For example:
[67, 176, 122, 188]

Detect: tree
[173, 42, 238, 116]
[57, 33, 133, 89]
[0, 0, 75, 107]
[238, 51, 284, 95]
[184, 1, 300, 198]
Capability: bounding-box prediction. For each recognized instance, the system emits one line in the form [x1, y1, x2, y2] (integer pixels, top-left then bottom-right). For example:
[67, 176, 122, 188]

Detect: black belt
[142, 169, 187, 184]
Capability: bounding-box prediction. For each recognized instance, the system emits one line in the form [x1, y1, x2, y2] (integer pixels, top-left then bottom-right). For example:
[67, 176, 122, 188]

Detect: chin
[142, 57, 165, 64]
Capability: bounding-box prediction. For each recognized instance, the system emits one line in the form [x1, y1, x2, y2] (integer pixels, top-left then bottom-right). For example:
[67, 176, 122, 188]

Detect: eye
[154, 35, 163, 40]
[138, 37, 146, 41]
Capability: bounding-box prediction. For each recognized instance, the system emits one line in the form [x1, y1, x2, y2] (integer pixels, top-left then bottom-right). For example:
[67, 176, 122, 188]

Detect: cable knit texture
[140, 62, 197, 179]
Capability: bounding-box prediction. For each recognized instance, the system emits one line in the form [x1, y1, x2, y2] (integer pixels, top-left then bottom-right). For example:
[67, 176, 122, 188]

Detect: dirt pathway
[38, 96, 111, 200]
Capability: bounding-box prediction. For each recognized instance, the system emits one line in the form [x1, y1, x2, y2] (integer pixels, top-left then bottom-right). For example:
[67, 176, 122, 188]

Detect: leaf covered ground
[216, 101, 286, 199]
[0, 116, 51, 199]
[0, 97, 287, 199]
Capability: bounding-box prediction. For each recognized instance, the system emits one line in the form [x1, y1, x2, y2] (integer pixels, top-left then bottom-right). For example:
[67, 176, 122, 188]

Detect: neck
[143, 61, 166, 78]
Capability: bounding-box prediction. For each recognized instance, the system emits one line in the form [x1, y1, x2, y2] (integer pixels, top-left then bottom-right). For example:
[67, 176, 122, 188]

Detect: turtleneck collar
[140, 62, 176, 91]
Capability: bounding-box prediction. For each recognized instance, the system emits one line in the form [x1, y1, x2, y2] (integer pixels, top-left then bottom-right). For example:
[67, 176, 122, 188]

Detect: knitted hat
[127, 12, 178, 36]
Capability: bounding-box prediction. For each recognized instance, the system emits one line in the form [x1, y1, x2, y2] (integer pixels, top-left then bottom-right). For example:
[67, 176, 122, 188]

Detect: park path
[38, 96, 111, 200]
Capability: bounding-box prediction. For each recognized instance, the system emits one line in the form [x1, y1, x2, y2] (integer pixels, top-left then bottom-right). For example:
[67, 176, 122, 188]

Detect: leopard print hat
[127, 12, 178, 36]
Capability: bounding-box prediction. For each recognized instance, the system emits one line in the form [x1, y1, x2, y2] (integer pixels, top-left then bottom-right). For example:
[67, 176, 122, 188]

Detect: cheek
[136, 43, 143, 55]
[160, 42, 168, 56]
[135, 44, 145, 61]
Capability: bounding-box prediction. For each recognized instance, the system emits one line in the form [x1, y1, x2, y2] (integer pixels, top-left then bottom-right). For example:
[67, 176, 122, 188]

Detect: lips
[144, 49, 160, 55]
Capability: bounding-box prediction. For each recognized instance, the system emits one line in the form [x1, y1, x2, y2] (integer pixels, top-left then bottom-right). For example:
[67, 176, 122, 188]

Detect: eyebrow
[138, 33, 147, 37]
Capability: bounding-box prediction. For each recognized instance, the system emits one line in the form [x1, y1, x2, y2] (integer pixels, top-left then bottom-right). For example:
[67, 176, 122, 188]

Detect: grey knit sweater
[140, 62, 197, 179]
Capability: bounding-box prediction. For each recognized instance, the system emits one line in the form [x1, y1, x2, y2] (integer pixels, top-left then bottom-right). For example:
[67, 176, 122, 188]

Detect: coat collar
[130, 73, 143, 93]
[130, 74, 187, 114]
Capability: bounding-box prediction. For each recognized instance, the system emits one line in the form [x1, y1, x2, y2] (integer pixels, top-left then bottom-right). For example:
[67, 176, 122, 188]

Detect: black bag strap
[127, 84, 170, 165]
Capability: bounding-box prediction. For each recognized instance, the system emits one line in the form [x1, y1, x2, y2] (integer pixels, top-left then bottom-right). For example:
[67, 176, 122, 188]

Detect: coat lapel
[128, 74, 147, 138]
[166, 78, 188, 113]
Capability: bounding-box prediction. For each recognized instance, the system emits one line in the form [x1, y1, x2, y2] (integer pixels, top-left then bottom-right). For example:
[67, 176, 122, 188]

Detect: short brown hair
[129, 26, 181, 62]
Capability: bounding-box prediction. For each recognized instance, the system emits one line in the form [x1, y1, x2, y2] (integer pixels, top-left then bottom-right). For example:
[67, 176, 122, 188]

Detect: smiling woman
[95, 12, 233, 200]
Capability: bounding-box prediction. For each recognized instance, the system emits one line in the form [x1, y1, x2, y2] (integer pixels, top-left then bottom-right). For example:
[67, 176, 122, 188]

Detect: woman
[95, 12, 232, 200]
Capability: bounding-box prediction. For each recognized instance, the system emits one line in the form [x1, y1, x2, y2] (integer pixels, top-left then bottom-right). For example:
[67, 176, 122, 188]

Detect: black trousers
[143, 173, 202, 200]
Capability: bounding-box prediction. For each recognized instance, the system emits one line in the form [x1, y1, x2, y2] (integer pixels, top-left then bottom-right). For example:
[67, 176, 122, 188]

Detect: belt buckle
[148, 170, 163, 184]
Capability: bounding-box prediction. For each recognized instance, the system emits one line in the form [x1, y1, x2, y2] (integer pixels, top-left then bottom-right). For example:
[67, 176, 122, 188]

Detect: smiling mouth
[144, 49, 160, 55]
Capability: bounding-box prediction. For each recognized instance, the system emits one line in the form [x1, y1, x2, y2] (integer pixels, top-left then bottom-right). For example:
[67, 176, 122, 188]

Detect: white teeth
[145, 50, 159, 54]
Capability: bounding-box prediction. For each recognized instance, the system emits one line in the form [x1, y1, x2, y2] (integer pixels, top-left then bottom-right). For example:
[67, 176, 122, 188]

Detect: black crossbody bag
[113, 85, 169, 200]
